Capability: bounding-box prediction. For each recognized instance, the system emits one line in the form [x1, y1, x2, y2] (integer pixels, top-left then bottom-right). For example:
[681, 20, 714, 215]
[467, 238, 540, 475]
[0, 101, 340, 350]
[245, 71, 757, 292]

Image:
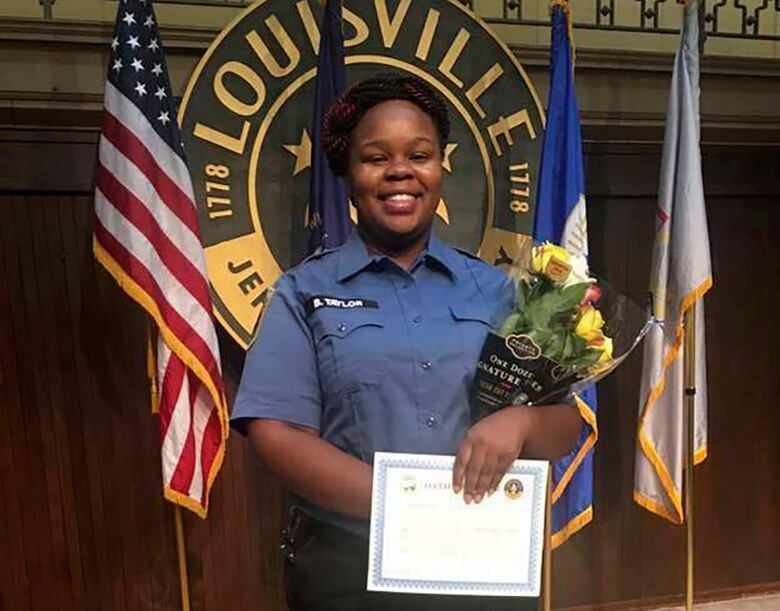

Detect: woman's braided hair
[321, 73, 450, 177]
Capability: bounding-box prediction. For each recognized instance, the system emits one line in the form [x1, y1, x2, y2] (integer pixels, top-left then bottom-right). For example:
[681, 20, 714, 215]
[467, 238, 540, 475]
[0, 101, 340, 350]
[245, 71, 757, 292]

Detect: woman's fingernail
[464, 493, 472, 504]
[475, 494, 484, 504]
[453, 484, 462, 494]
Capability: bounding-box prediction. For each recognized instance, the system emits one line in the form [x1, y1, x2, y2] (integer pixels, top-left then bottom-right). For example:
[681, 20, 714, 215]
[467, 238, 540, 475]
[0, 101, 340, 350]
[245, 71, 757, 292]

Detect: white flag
[634, 0, 712, 524]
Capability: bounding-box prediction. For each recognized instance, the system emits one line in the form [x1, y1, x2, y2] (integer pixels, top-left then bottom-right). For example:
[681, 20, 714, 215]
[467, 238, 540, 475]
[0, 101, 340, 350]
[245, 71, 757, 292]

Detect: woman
[232, 74, 581, 611]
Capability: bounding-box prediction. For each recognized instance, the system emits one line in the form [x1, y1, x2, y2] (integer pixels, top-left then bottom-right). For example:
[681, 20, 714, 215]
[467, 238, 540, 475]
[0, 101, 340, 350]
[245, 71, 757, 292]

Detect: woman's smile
[378, 190, 422, 214]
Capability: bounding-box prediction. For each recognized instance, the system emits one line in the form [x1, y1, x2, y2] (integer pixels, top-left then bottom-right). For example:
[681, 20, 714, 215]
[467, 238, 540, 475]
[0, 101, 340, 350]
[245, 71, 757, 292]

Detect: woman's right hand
[247, 419, 374, 518]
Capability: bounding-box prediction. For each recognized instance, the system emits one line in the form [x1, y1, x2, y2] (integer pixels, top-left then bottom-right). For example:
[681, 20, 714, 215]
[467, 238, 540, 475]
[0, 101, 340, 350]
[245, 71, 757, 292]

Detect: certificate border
[368, 452, 548, 596]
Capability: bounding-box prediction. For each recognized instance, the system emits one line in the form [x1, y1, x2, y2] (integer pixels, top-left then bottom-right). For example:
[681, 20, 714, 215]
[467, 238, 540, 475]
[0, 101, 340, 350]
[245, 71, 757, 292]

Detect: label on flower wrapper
[505, 334, 542, 360]
[470, 332, 579, 420]
[543, 256, 572, 283]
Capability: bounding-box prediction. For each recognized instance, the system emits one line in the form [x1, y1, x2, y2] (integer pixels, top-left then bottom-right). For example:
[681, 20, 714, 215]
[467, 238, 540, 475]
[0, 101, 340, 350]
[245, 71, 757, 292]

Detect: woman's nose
[385, 159, 414, 180]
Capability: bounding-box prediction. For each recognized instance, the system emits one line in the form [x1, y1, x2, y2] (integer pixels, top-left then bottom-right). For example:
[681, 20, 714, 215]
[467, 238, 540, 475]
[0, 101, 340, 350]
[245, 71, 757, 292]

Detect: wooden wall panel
[0, 194, 181, 611]
[550, 146, 780, 609]
[0, 138, 779, 611]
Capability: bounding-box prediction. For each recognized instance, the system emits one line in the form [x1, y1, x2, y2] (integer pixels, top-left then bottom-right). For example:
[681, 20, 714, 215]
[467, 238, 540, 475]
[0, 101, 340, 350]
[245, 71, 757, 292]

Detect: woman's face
[346, 99, 442, 253]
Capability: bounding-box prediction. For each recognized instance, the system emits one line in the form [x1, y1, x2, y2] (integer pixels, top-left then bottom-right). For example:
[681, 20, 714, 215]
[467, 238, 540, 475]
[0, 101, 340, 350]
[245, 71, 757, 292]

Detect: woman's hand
[452, 407, 530, 504]
[453, 403, 582, 504]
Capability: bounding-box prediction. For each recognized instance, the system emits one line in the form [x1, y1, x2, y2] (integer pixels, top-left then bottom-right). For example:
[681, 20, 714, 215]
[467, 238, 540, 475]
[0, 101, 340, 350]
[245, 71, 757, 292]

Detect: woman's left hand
[452, 407, 530, 504]
[452, 402, 582, 504]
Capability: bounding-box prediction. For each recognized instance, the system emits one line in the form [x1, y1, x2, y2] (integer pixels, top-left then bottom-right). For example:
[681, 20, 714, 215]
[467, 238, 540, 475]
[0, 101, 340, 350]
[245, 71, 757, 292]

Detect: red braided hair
[321, 73, 450, 176]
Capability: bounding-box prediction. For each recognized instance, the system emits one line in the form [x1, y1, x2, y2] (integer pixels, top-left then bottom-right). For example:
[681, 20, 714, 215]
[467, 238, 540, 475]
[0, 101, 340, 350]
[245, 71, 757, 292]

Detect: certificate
[367, 452, 549, 597]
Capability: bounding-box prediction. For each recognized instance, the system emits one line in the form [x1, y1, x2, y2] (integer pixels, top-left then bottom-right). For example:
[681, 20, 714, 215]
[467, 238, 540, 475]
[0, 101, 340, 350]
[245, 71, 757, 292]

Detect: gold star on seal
[283, 129, 312, 176]
[442, 143, 458, 173]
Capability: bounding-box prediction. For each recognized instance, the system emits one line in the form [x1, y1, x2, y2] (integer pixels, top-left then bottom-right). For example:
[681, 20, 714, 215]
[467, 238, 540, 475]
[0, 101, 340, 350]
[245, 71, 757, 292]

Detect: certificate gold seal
[504, 478, 524, 500]
[179, 0, 545, 348]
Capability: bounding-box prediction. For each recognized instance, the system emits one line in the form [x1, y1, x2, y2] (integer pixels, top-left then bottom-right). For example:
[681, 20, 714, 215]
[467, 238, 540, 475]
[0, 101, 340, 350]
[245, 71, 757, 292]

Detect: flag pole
[174, 506, 192, 611]
[542, 467, 553, 611]
[684, 303, 697, 611]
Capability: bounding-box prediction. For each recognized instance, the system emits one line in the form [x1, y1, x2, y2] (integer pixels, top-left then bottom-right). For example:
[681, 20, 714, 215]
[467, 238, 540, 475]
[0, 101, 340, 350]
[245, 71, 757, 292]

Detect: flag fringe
[635, 276, 712, 522]
[633, 490, 681, 523]
[552, 393, 598, 503]
[551, 505, 592, 549]
[94, 238, 228, 518]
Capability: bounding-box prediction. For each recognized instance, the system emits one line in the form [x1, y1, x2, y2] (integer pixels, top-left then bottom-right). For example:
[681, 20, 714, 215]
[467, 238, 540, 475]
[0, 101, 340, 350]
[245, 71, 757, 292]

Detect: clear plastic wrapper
[470, 242, 652, 420]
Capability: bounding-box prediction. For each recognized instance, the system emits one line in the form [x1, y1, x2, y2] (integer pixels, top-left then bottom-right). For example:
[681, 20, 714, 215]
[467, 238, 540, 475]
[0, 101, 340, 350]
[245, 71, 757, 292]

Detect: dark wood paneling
[551, 145, 780, 608]
[0, 136, 779, 611]
[0, 194, 181, 611]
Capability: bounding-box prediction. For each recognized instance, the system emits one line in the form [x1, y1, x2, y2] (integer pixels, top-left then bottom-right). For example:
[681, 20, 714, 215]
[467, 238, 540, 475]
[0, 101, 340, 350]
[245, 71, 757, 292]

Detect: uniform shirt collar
[336, 230, 458, 282]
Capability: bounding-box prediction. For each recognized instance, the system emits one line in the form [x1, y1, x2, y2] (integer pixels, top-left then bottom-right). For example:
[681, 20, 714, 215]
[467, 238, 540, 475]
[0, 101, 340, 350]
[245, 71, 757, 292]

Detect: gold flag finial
[550, 0, 576, 67]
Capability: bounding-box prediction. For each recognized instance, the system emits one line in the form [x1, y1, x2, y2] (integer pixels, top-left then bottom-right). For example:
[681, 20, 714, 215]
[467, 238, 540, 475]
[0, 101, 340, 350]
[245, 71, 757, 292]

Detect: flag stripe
[103, 81, 196, 204]
[98, 132, 205, 268]
[101, 110, 200, 236]
[93, 235, 225, 429]
[168, 401, 197, 495]
[160, 353, 195, 491]
[93, 213, 222, 395]
[93, 201, 219, 385]
[198, 409, 222, 505]
[157, 344, 184, 441]
[94, 190, 218, 360]
[95, 162, 212, 315]
[186, 381, 214, 502]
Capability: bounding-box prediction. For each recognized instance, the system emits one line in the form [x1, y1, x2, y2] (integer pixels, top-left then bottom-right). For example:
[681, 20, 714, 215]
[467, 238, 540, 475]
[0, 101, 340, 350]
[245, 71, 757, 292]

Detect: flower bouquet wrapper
[470, 243, 652, 421]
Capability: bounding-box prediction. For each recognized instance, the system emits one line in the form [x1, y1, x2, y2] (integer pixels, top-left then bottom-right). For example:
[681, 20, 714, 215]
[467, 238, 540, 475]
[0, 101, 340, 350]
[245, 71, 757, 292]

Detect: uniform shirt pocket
[450, 303, 496, 374]
[309, 308, 387, 396]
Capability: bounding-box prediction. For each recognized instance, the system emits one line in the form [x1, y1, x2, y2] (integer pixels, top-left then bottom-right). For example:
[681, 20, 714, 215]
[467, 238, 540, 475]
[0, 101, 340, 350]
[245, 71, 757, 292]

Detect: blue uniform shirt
[231, 230, 515, 533]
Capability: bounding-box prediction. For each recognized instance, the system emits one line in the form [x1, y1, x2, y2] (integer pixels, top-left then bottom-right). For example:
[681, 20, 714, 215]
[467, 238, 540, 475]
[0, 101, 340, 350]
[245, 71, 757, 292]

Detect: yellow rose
[589, 336, 614, 375]
[575, 306, 604, 341]
[597, 336, 614, 363]
[531, 242, 571, 275]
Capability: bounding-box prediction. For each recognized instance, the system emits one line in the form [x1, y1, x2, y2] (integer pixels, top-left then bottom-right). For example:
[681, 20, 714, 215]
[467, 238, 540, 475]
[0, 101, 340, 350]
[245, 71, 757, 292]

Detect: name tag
[305, 295, 379, 316]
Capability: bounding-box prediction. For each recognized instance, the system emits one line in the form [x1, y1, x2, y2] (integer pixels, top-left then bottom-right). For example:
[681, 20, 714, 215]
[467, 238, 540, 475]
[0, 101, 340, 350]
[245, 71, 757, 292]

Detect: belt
[281, 508, 368, 565]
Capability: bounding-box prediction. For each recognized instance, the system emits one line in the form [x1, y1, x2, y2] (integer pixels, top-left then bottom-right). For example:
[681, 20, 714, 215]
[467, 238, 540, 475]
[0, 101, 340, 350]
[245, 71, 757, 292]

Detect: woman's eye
[411, 152, 431, 161]
[364, 155, 387, 164]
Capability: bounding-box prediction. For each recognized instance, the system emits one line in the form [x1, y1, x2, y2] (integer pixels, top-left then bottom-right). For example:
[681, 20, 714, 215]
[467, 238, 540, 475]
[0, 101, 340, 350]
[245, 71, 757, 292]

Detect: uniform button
[338, 322, 347, 332]
[426, 416, 436, 427]
[413, 315, 422, 324]
[421, 360, 432, 370]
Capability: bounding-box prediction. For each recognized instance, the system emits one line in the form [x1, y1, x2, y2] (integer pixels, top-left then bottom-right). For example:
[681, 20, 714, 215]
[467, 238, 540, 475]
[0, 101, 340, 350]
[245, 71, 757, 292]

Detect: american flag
[93, 0, 228, 517]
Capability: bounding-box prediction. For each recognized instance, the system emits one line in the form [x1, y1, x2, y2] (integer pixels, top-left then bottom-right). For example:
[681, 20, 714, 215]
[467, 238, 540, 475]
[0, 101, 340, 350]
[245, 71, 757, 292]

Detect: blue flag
[534, 1, 598, 548]
[308, 0, 351, 252]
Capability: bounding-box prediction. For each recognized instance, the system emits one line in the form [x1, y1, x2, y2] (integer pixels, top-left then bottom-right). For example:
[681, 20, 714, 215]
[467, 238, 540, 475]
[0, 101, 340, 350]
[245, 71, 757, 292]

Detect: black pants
[283, 512, 540, 611]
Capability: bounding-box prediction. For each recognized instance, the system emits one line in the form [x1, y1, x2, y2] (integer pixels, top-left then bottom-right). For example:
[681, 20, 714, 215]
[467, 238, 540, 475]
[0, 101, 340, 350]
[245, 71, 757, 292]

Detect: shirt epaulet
[453, 247, 489, 265]
[300, 246, 339, 265]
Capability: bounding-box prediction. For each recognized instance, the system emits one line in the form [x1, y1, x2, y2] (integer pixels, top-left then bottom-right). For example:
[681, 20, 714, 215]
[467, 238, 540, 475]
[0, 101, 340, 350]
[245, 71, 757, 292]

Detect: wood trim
[557, 581, 780, 611]
[2, 15, 780, 76]
[0, 16, 220, 49]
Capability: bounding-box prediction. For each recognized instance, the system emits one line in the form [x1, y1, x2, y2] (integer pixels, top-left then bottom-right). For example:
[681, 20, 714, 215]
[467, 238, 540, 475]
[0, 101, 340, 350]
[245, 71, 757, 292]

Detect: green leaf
[498, 313, 523, 337]
[565, 348, 604, 370]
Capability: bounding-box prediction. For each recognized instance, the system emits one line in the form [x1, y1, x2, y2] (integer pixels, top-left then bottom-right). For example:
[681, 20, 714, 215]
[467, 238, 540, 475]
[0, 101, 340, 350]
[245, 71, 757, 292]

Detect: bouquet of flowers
[471, 242, 651, 419]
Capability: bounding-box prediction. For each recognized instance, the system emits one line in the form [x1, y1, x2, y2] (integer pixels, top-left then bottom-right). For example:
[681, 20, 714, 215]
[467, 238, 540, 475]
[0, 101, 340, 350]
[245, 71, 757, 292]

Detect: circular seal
[504, 478, 524, 500]
[400, 475, 418, 495]
[179, 0, 545, 348]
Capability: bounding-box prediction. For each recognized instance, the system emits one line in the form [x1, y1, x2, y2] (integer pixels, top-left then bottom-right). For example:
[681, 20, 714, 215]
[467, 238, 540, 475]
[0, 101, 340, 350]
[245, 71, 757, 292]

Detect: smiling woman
[230, 73, 581, 611]
[322, 75, 450, 269]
